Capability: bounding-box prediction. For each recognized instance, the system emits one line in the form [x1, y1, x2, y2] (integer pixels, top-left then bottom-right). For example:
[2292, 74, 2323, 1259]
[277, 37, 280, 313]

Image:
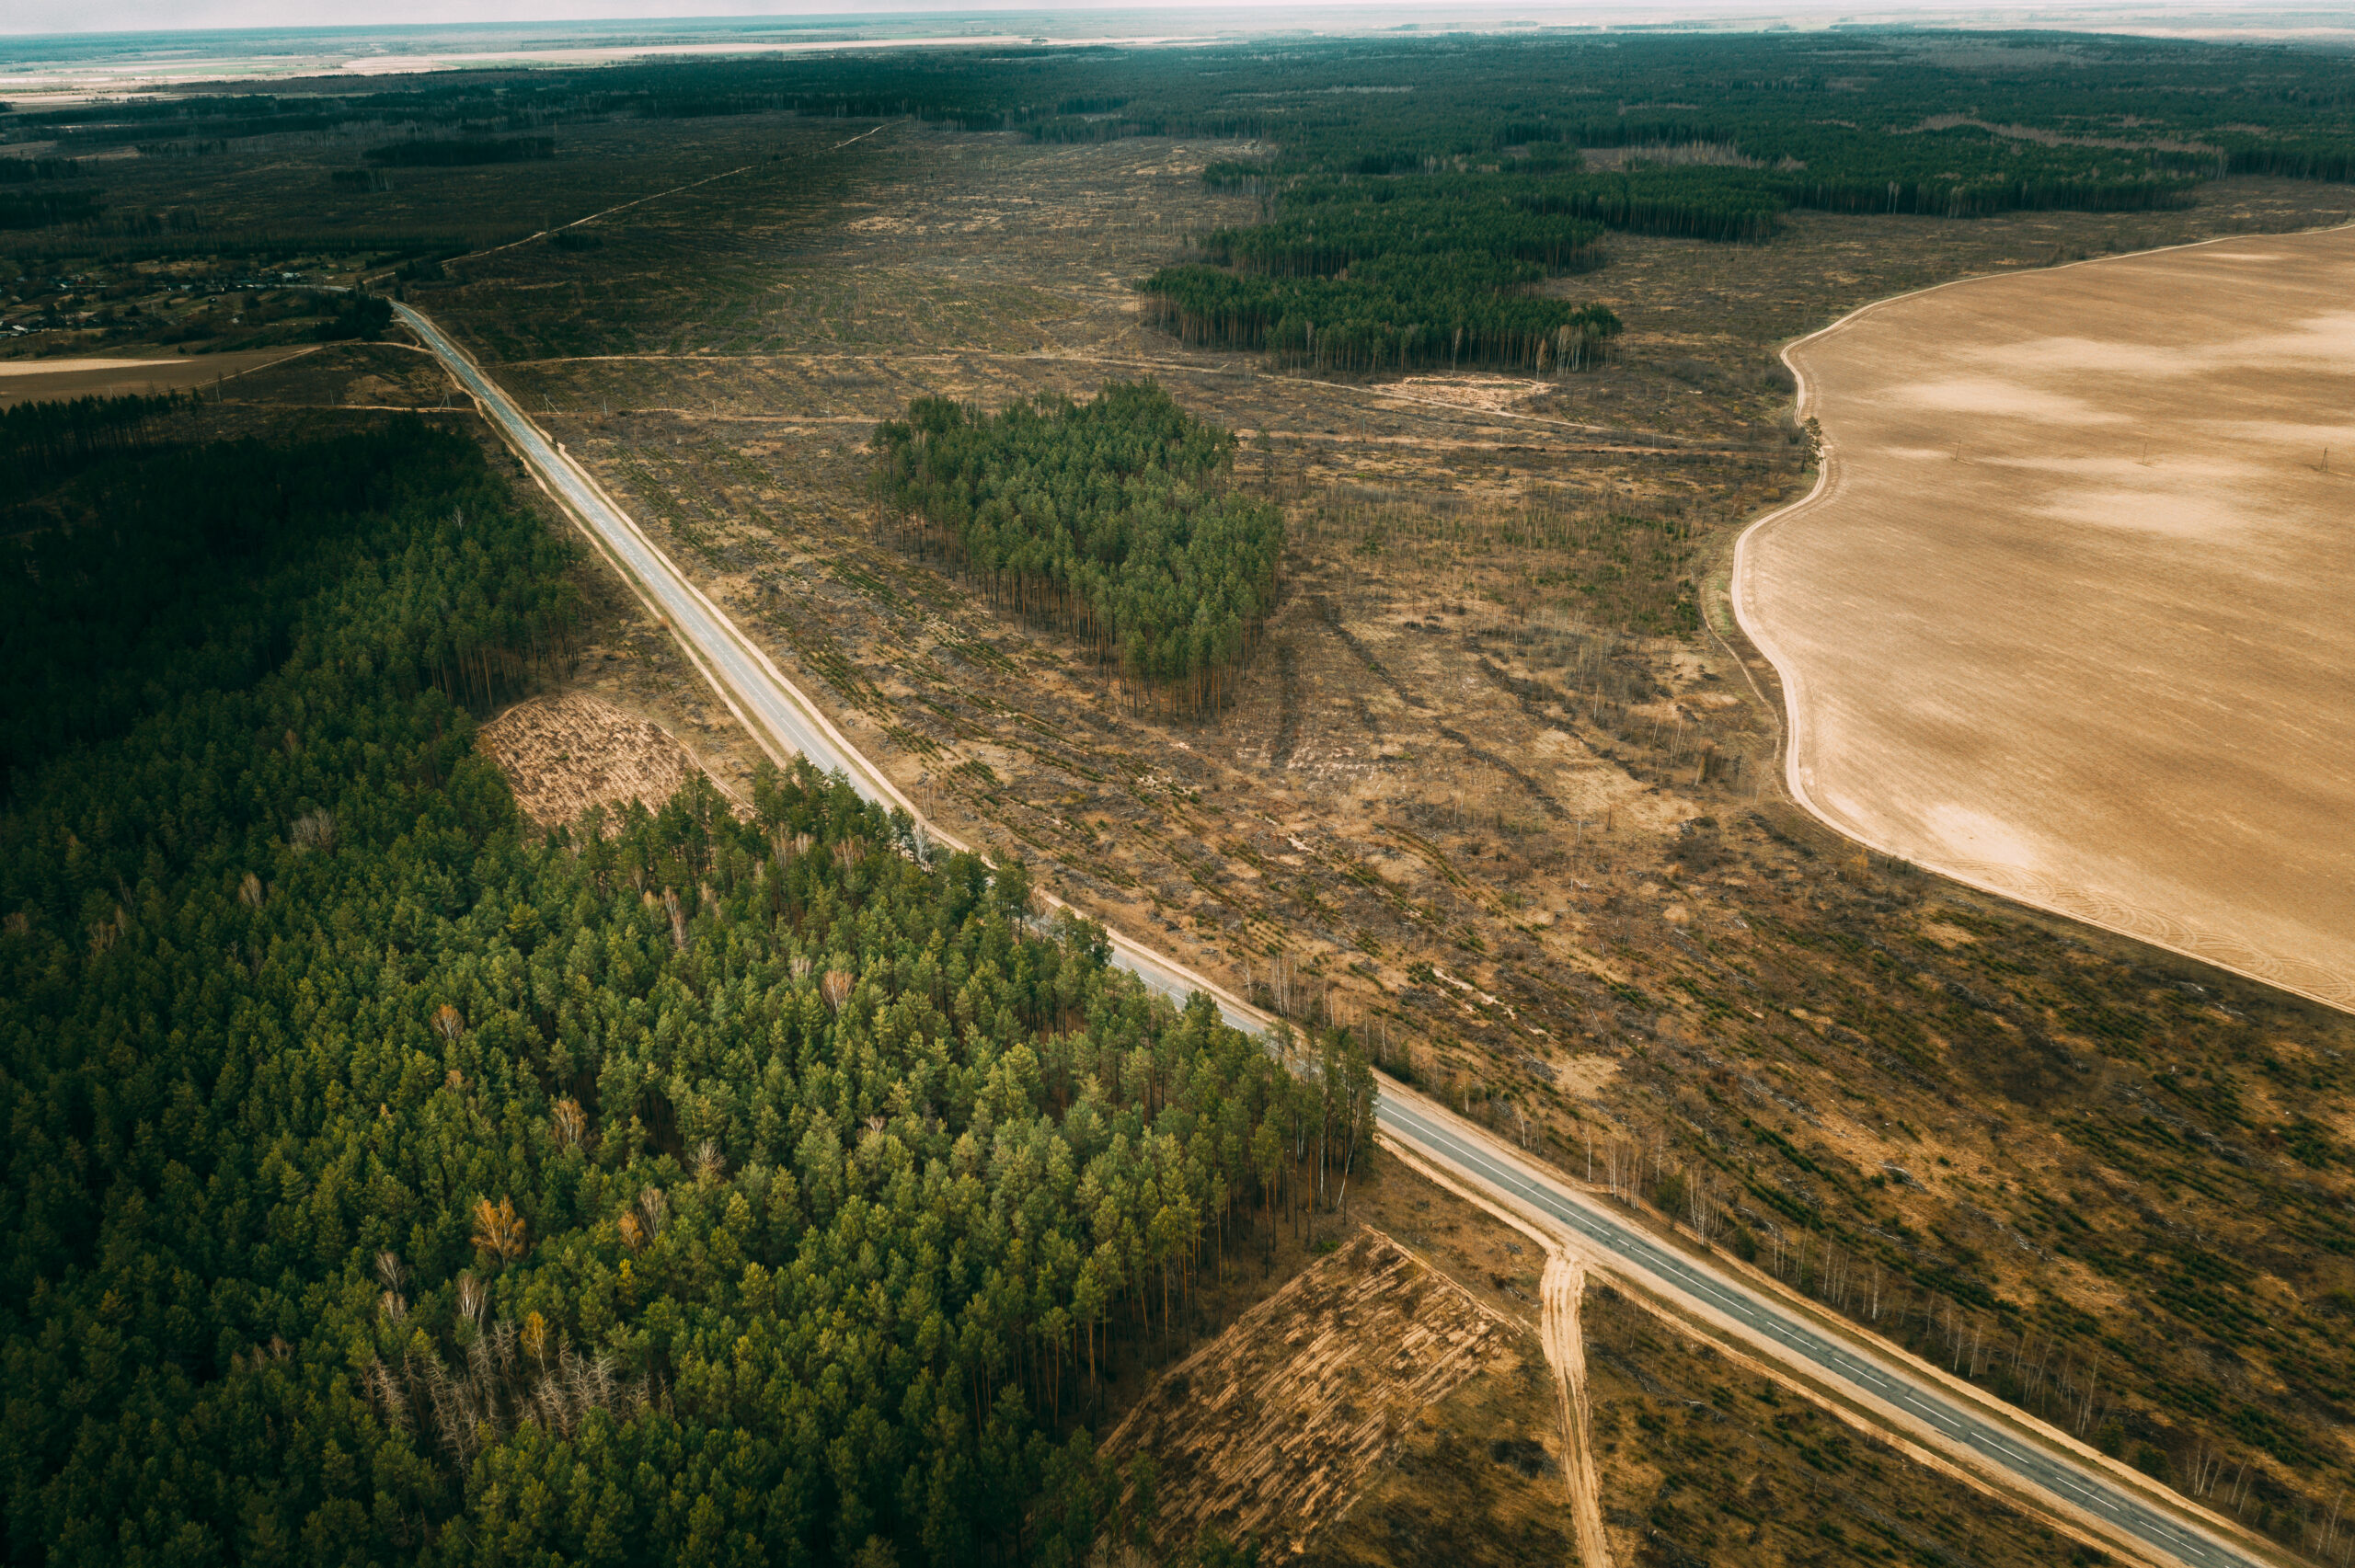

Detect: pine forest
[0, 410, 1371, 1565]
[869, 383, 1286, 715]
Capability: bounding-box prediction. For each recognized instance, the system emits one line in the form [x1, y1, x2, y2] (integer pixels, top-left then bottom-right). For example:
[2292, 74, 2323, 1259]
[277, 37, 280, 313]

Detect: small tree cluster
[870, 382, 1284, 715]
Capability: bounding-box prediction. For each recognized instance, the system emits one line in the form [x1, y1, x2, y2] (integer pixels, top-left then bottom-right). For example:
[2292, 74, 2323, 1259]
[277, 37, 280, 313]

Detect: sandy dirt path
[1737, 227, 2355, 1012]
[1389, 1143, 1614, 1568]
[1540, 1251, 1614, 1568]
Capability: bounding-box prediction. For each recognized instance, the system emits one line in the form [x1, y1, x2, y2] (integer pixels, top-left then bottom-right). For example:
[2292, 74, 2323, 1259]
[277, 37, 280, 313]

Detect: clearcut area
[1738, 227, 2355, 1012]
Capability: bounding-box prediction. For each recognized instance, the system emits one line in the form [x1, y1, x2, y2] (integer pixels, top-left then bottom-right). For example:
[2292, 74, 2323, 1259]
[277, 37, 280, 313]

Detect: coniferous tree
[1, 414, 1366, 1563]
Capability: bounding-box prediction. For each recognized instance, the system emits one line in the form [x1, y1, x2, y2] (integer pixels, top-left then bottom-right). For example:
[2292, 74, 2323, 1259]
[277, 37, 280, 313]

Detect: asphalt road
[397, 300, 2263, 1568]
[1380, 1097, 2261, 1568]
[396, 303, 890, 795]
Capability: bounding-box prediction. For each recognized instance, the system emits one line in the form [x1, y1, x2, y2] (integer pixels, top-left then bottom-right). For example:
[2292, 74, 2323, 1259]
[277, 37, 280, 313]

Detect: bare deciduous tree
[551, 1098, 586, 1150]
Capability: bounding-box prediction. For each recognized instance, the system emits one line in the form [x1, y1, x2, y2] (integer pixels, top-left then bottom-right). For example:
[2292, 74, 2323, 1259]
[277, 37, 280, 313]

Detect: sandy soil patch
[1383, 373, 1558, 414]
[1099, 1228, 1518, 1555]
[1739, 227, 2355, 1011]
[1540, 1252, 1614, 1568]
[0, 348, 310, 406]
[0, 357, 184, 377]
[477, 692, 726, 827]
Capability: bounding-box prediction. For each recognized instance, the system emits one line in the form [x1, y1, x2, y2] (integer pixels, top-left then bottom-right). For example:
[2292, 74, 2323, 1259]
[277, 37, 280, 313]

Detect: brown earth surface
[1580, 1282, 2104, 1568]
[477, 692, 738, 827]
[0, 346, 312, 406]
[1739, 226, 2355, 1013]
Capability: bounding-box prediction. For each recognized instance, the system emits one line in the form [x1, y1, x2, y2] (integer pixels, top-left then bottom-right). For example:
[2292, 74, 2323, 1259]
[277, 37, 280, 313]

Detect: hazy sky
[2, 0, 2338, 50]
[15, 0, 1346, 34]
[0, 0, 2115, 40]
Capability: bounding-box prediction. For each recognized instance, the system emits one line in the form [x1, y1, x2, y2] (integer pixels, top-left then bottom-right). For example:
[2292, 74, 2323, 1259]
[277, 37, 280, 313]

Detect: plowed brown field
[1737, 227, 2355, 1011]
[0, 348, 310, 406]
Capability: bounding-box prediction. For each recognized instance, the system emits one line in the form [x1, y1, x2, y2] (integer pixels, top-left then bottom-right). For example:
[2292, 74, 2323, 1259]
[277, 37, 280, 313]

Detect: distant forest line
[3, 35, 2347, 245]
[5, 31, 2349, 368]
[8, 31, 2349, 189]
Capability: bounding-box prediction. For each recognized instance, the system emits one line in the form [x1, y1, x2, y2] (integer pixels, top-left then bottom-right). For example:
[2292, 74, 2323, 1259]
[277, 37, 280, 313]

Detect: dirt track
[1539, 1252, 1612, 1568]
[1738, 227, 2355, 1011]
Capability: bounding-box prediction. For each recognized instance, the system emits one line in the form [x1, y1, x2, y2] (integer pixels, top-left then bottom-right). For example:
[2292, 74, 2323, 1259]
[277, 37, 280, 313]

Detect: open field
[1740, 227, 2355, 1013]
[0, 345, 308, 405]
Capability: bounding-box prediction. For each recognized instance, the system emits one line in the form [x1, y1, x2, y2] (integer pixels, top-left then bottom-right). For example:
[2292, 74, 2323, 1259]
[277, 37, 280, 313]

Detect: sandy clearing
[477, 692, 737, 827]
[0, 358, 185, 377]
[0, 348, 312, 406]
[1737, 227, 2355, 1013]
[1540, 1252, 1614, 1568]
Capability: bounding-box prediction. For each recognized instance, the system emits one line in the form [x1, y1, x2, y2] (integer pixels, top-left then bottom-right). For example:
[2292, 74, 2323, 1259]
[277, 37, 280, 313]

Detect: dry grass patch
[1298, 1346, 1587, 1568]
